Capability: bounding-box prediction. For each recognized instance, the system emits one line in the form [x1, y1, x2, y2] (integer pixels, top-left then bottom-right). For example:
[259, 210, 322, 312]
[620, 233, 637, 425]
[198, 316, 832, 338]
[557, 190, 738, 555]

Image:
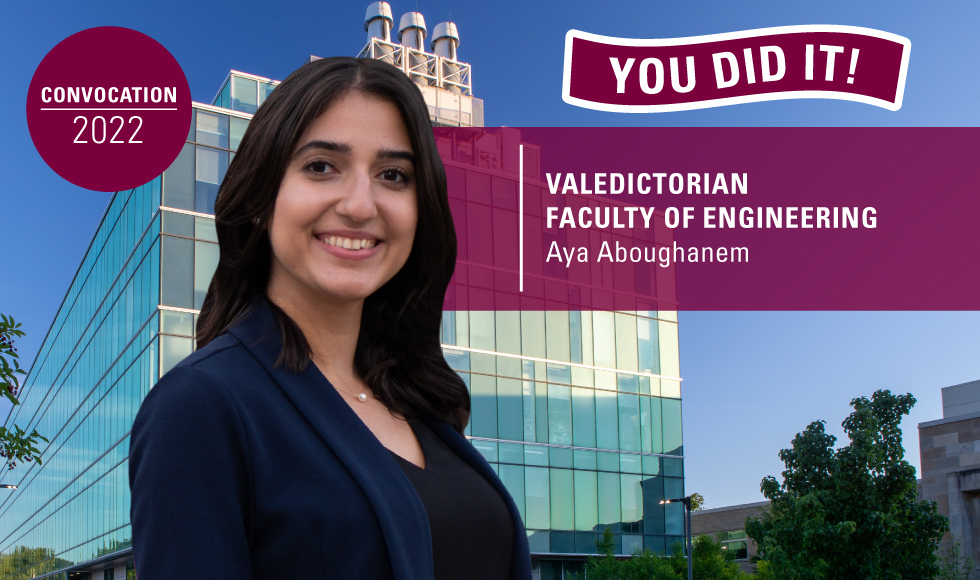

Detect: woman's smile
[316, 230, 384, 260]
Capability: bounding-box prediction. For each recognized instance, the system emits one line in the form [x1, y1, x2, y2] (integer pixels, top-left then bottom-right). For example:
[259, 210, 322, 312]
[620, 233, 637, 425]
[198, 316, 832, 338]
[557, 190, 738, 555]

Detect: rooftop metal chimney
[364, 2, 393, 43]
[430, 22, 459, 61]
[398, 12, 427, 50]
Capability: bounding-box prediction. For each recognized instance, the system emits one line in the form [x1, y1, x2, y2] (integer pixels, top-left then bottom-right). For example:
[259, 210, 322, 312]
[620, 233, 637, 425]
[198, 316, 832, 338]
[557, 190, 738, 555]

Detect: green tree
[937, 538, 973, 580]
[575, 528, 677, 580]
[0, 314, 47, 471]
[746, 390, 949, 579]
[668, 536, 746, 580]
[573, 529, 749, 580]
[690, 492, 705, 511]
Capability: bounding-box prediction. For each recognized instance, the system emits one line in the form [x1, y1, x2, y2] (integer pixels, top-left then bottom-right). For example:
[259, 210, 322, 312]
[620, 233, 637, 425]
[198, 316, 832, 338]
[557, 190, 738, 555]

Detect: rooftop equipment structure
[365, 2, 393, 42]
[356, 3, 480, 125]
[431, 22, 462, 94]
[364, 2, 396, 64]
[398, 12, 433, 86]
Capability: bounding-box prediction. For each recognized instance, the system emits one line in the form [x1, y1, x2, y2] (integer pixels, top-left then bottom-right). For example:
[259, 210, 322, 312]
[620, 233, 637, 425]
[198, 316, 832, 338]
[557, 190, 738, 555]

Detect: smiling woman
[128, 57, 532, 580]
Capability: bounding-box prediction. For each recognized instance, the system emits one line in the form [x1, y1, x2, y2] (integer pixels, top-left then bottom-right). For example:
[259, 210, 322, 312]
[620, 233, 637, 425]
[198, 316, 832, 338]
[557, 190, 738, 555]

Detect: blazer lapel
[228, 298, 434, 580]
[427, 421, 534, 580]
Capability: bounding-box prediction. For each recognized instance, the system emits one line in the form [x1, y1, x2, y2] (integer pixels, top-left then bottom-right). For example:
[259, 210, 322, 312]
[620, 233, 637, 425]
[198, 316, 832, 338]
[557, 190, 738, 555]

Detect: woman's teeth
[324, 236, 377, 251]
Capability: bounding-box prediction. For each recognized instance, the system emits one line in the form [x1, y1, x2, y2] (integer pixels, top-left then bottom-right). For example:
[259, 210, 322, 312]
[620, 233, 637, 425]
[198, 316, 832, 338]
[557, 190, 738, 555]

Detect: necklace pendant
[356, 393, 368, 402]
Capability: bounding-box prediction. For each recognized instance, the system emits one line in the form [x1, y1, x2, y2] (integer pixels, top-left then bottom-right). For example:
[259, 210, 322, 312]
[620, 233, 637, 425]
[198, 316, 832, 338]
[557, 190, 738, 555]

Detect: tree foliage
[937, 539, 973, 580]
[0, 314, 47, 470]
[690, 492, 705, 511]
[572, 528, 748, 580]
[746, 390, 949, 580]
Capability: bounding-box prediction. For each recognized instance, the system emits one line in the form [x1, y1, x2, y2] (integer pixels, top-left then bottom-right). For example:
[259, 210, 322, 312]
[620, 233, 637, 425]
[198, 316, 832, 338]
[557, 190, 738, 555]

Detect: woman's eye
[304, 160, 334, 175]
[380, 169, 409, 183]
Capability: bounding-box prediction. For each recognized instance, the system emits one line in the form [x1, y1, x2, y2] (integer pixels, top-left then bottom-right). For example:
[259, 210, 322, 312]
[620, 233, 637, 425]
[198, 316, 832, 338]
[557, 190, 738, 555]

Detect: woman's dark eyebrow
[376, 148, 415, 163]
[292, 140, 352, 159]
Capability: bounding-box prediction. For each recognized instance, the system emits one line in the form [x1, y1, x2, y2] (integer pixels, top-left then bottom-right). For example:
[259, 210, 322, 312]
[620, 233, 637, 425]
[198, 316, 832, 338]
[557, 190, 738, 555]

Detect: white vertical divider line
[519, 144, 524, 292]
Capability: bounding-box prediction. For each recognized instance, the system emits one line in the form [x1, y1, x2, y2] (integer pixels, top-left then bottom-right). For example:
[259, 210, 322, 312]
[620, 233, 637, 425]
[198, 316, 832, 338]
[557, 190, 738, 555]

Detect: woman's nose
[335, 171, 378, 222]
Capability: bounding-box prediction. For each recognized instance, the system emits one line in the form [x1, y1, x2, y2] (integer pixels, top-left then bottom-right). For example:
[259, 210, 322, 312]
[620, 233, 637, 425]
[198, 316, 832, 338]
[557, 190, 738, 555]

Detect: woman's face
[267, 91, 418, 305]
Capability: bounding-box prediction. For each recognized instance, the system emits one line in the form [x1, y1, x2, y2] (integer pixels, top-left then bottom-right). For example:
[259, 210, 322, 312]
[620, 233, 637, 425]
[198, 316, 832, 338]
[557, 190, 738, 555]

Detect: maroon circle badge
[26, 27, 192, 193]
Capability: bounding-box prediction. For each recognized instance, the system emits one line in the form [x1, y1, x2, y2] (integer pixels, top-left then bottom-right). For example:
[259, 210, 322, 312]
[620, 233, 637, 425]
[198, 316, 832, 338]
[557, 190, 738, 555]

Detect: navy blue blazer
[129, 298, 532, 579]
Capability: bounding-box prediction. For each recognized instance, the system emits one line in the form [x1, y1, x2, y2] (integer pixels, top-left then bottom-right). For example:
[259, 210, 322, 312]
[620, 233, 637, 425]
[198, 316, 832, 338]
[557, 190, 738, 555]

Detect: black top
[390, 421, 515, 580]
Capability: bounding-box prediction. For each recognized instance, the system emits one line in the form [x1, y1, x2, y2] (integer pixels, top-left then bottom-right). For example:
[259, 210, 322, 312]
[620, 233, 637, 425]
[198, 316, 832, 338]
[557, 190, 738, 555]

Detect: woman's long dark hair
[197, 57, 469, 433]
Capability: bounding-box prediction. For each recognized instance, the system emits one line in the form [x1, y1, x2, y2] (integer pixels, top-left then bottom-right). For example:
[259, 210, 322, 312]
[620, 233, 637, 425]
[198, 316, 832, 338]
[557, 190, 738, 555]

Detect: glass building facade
[0, 69, 682, 580]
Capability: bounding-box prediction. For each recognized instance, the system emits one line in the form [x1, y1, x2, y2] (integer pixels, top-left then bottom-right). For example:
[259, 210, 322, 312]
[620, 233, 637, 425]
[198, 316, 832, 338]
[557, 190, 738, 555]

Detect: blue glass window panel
[617, 373, 638, 394]
[576, 533, 599, 554]
[597, 471, 620, 526]
[498, 443, 524, 464]
[641, 477, 665, 535]
[499, 464, 525, 522]
[160, 335, 192, 376]
[637, 317, 660, 374]
[550, 532, 575, 553]
[160, 310, 193, 336]
[573, 449, 597, 470]
[546, 363, 571, 385]
[595, 390, 619, 450]
[642, 455, 660, 476]
[550, 469, 574, 530]
[497, 377, 523, 441]
[195, 112, 229, 148]
[161, 236, 193, 308]
[232, 76, 258, 114]
[535, 381, 549, 444]
[663, 457, 683, 478]
[442, 349, 469, 371]
[597, 451, 619, 472]
[218, 81, 231, 109]
[569, 311, 583, 364]
[618, 393, 641, 452]
[664, 478, 685, 535]
[662, 399, 683, 456]
[650, 397, 664, 454]
[574, 470, 598, 532]
[527, 531, 550, 553]
[525, 467, 551, 530]
[571, 386, 596, 448]
[549, 447, 573, 469]
[195, 216, 218, 242]
[620, 453, 642, 474]
[472, 439, 497, 463]
[623, 534, 643, 555]
[470, 374, 497, 438]
[162, 143, 194, 211]
[524, 445, 549, 467]
[547, 384, 572, 445]
[161, 211, 193, 237]
[523, 377, 536, 442]
[230, 117, 249, 152]
[195, 146, 228, 215]
[194, 241, 219, 310]
[645, 535, 666, 556]
[259, 81, 275, 107]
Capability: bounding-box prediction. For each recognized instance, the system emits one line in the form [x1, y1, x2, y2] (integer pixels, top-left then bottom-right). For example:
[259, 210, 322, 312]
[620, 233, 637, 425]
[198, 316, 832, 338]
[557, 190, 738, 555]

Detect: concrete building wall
[943, 380, 980, 420]
[919, 411, 980, 579]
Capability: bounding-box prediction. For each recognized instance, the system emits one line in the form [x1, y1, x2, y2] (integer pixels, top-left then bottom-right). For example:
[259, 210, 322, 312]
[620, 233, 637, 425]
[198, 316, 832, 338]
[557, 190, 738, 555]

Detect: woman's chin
[312, 281, 381, 304]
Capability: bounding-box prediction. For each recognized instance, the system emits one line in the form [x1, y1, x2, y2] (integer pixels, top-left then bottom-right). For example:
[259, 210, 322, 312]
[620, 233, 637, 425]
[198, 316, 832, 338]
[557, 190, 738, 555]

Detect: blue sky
[2, 0, 978, 508]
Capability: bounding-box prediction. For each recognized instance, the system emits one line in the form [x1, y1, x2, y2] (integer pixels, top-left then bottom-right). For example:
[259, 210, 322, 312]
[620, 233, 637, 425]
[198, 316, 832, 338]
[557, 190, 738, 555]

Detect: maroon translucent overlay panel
[435, 127, 980, 311]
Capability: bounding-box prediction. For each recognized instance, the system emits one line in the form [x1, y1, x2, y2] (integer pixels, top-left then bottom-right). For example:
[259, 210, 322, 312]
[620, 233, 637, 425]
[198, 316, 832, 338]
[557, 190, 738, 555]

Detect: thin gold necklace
[335, 383, 369, 403]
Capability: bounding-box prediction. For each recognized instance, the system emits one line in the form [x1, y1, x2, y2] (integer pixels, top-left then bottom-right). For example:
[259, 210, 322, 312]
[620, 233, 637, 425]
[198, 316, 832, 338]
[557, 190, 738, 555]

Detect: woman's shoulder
[140, 332, 268, 424]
